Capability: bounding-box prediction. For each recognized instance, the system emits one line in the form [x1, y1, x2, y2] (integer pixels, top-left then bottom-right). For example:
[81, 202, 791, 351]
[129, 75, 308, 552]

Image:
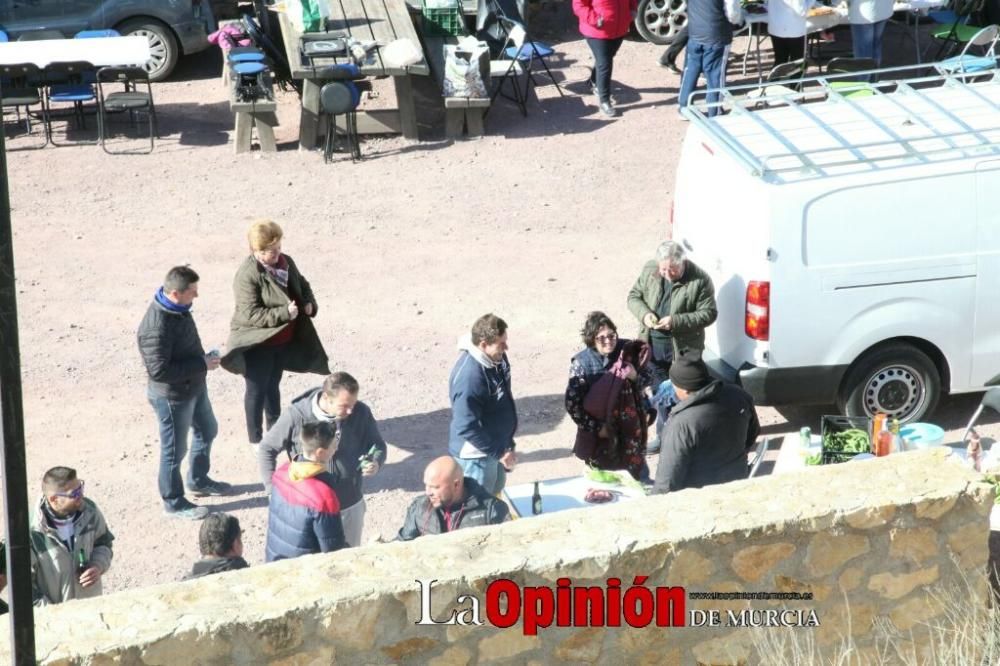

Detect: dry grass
[751, 567, 1000, 665]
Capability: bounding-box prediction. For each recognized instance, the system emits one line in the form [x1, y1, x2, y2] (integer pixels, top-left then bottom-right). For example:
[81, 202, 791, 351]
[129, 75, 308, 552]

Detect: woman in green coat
[222, 220, 330, 444]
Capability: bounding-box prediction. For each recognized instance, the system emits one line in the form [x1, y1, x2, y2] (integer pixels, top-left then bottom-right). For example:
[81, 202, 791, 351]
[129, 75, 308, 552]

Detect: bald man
[397, 457, 510, 540]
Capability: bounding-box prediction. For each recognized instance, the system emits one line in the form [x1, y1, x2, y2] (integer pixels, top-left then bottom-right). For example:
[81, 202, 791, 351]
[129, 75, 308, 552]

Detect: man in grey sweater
[653, 355, 759, 493]
[258, 371, 386, 547]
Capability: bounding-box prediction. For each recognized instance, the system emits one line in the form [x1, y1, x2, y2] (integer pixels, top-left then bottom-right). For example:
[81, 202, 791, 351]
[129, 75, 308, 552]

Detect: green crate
[421, 0, 464, 37]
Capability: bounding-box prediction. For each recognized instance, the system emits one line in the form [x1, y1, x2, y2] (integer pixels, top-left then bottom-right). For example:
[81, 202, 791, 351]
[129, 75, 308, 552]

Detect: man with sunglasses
[29, 467, 114, 605]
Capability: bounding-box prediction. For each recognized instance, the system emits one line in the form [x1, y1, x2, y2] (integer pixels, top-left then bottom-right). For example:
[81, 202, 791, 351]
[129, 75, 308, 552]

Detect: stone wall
[2, 448, 991, 665]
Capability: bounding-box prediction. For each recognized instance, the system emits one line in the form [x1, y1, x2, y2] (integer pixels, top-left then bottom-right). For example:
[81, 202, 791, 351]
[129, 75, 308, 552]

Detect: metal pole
[0, 93, 37, 662]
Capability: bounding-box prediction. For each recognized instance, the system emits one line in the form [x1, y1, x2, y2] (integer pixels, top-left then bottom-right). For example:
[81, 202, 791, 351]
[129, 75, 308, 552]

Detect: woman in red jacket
[572, 0, 637, 118]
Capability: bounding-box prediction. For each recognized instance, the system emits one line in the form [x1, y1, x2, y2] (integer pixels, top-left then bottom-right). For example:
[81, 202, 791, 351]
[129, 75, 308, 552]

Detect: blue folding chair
[44, 60, 98, 145]
[0, 30, 8, 42]
[495, 17, 564, 97]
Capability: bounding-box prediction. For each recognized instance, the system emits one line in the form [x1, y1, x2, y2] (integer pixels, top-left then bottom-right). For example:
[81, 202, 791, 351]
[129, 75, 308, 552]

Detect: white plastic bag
[442, 41, 488, 98]
[381, 38, 423, 68]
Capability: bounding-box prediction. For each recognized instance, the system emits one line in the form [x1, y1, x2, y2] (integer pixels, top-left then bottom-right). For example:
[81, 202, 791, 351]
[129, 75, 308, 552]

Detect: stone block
[554, 628, 604, 662]
[270, 648, 336, 666]
[428, 646, 473, 666]
[731, 543, 795, 582]
[805, 533, 870, 577]
[888, 527, 939, 563]
[477, 631, 539, 662]
[381, 637, 439, 661]
[838, 567, 863, 592]
[692, 635, 751, 665]
[888, 593, 944, 632]
[816, 602, 875, 646]
[668, 548, 715, 585]
[947, 521, 990, 568]
[867, 565, 939, 600]
[843, 505, 896, 530]
[914, 496, 957, 520]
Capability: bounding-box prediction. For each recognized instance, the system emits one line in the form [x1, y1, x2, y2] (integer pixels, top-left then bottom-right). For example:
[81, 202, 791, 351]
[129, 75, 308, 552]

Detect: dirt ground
[3, 15, 997, 595]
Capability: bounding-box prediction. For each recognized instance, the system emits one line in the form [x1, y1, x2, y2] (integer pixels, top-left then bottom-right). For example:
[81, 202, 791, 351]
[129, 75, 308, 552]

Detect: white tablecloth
[503, 475, 647, 518]
[0, 36, 150, 68]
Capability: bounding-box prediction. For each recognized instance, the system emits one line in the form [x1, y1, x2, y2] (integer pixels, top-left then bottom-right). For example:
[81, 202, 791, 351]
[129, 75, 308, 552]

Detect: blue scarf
[154, 287, 191, 313]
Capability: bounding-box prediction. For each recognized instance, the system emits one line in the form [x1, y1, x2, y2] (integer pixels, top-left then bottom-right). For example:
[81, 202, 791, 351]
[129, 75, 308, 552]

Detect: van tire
[118, 19, 179, 82]
[838, 343, 941, 423]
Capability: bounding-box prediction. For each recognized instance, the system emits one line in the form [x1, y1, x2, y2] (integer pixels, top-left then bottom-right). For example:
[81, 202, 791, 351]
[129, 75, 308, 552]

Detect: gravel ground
[3, 16, 997, 595]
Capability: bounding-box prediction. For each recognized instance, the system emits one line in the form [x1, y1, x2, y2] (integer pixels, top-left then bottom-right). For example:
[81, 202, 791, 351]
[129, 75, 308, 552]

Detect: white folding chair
[748, 437, 771, 478]
[938, 24, 1000, 75]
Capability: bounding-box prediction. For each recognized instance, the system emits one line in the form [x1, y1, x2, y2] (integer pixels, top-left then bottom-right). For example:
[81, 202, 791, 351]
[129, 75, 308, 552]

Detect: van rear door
[672, 127, 772, 376]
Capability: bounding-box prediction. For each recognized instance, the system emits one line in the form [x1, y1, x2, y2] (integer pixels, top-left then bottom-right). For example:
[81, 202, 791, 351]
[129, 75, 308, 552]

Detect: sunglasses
[595, 333, 618, 343]
[54, 481, 85, 500]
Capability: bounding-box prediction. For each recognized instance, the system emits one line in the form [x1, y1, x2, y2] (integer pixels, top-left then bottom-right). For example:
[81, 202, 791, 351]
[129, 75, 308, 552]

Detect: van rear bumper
[704, 352, 849, 406]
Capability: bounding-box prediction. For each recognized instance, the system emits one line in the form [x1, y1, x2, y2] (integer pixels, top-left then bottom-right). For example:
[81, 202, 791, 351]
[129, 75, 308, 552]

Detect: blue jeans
[678, 39, 729, 116]
[455, 456, 507, 496]
[851, 20, 888, 65]
[148, 385, 218, 509]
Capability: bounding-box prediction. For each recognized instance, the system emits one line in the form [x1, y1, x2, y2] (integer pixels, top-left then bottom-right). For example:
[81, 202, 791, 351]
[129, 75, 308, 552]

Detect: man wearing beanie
[653, 354, 759, 493]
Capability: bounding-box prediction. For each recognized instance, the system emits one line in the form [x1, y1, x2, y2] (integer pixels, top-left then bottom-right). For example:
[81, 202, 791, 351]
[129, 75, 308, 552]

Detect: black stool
[320, 77, 361, 162]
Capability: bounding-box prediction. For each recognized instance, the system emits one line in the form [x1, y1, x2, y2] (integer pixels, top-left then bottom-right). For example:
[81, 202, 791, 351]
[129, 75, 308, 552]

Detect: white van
[672, 67, 1000, 422]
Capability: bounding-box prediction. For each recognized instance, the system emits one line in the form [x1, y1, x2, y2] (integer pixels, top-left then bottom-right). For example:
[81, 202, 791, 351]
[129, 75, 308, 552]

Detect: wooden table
[0, 36, 150, 67]
[503, 474, 647, 518]
[276, 0, 430, 146]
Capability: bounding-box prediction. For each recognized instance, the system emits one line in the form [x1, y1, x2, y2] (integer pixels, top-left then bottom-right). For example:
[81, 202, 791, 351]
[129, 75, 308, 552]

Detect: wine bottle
[531, 481, 542, 515]
[76, 548, 87, 575]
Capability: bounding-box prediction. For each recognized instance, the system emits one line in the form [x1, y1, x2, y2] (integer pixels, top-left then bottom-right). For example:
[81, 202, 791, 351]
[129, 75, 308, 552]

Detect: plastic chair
[938, 24, 1000, 74]
[44, 61, 98, 145]
[826, 57, 878, 97]
[74, 29, 121, 39]
[319, 65, 362, 162]
[489, 18, 528, 116]
[743, 58, 811, 108]
[0, 62, 45, 146]
[748, 437, 771, 478]
[96, 66, 158, 154]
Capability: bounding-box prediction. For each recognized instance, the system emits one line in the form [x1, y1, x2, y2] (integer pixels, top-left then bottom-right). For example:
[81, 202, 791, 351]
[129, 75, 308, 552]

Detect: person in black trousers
[659, 27, 688, 74]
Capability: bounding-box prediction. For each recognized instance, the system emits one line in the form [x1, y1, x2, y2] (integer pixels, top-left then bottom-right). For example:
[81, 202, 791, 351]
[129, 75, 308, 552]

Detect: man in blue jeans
[448, 313, 518, 495]
[677, 0, 742, 118]
[138, 266, 231, 520]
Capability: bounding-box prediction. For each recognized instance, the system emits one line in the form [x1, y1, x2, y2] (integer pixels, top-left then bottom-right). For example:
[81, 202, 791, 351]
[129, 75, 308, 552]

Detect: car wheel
[838, 343, 941, 424]
[117, 19, 179, 82]
[635, 0, 687, 45]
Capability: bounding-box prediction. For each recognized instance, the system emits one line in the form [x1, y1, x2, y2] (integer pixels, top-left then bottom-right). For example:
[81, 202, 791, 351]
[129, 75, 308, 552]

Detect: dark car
[0, 0, 219, 80]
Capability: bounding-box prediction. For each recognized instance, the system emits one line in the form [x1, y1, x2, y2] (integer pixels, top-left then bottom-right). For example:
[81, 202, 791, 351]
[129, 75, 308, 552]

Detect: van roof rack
[684, 62, 1000, 183]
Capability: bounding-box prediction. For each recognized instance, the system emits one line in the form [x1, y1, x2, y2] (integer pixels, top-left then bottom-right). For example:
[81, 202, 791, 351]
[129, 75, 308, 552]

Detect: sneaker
[164, 502, 209, 521]
[599, 101, 618, 118]
[186, 479, 232, 497]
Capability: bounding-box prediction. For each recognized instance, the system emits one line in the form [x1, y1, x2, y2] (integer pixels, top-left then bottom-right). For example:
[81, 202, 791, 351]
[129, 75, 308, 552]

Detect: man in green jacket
[628, 240, 718, 453]
[30, 466, 114, 606]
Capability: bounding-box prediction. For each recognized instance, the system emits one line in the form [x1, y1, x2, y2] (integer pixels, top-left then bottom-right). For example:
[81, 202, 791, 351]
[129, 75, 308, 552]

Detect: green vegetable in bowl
[823, 428, 871, 454]
[586, 467, 623, 485]
[805, 453, 822, 466]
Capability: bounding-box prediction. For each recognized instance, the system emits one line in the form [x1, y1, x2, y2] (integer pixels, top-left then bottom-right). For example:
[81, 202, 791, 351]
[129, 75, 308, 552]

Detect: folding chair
[17, 29, 65, 41]
[489, 9, 564, 98]
[44, 61, 98, 145]
[74, 29, 121, 39]
[319, 64, 363, 162]
[938, 24, 1000, 74]
[748, 437, 771, 478]
[489, 19, 528, 116]
[0, 62, 46, 148]
[96, 66, 159, 154]
[825, 57, 878, 97]
[742, 58, 811, 108]
[959, 387, 1000, 444]
[929, 0, 986, 60]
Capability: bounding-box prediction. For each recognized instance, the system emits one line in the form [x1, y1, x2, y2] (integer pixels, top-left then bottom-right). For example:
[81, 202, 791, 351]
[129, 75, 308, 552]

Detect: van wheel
[117, 19, 179, 82]
[838, 343, 941, 423]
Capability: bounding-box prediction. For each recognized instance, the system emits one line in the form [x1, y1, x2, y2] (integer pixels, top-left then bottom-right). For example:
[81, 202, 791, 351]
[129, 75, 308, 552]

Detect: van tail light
[745, 281, 770, 341]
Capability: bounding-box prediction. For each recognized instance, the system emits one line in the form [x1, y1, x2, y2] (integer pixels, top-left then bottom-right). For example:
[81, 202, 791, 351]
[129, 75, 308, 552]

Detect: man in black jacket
[137, 266, 230, 521]
[258, 372, 386, 547]
[653, 355, 759, 493]
[397, 457, 510, 540]
[186, 513, 248, 579]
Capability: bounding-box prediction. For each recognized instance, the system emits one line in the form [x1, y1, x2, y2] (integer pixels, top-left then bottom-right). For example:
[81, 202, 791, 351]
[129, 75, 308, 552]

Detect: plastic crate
[820, 415, 872, 464]
[421, 0, 464, 37]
